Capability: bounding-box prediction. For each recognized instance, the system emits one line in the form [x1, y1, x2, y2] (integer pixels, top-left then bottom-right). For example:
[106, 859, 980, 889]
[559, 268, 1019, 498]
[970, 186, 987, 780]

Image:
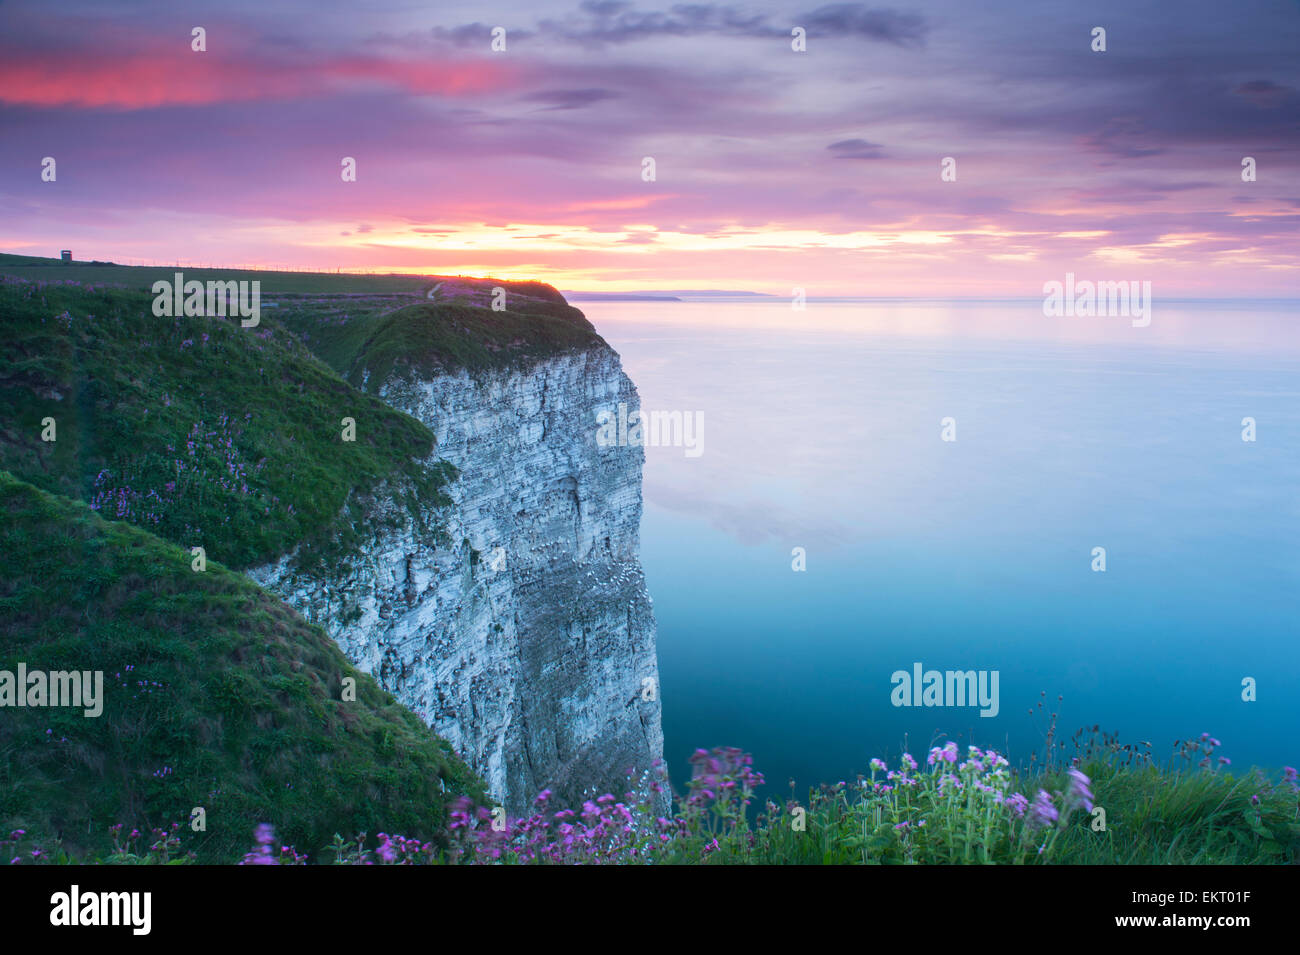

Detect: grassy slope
[1, 251, 605, 388]
[0, 261, 536, 861]
[0, 471, 484, 863]
[0, 276, 454, 575]
[0, 252, 435, 295]
[272, 285, 603, 390]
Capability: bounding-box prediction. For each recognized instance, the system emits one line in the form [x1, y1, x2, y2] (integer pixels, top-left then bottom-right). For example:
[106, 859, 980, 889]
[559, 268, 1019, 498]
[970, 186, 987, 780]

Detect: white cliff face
[249, 346, 664, 811]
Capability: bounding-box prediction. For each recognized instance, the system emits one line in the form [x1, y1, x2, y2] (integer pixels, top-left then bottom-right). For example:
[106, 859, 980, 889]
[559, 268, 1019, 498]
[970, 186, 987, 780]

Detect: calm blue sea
[586, 299, 1300, 798]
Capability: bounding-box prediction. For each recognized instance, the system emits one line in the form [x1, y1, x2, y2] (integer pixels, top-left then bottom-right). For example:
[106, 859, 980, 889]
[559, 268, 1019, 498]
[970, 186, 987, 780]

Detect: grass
[0, 471, 485, 864]
[0, 275, 454, 573]
[725, 759, 1300, 865]
[444, 741, 1300, 866]
[0, 259, 614, 865]
[0, 252, 437, 295]
[272, 290, 602, 389]
[0, 260, 606, 865]
[0, 251, 590, 312]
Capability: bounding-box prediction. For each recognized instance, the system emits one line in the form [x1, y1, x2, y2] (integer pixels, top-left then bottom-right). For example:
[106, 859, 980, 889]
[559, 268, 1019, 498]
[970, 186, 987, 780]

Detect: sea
[584, 297, 1300, 798]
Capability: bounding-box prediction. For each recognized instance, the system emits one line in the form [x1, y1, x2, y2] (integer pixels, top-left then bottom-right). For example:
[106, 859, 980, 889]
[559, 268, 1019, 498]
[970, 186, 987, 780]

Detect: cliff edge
[259, 281, 666, 810]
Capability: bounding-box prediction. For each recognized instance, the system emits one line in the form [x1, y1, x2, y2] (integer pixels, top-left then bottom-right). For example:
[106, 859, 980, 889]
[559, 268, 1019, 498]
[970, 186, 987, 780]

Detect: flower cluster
[447, 780, 668, 865]
[14, 729, 1289, 865]
[1175, 733, 1232, 770]
[846, 743, 1082, 862]
[8, 830, 37, 866]
[239, 824, 308, 865]
[679, 747, 765, 837]
[87, 414, 265, 528]
[105, 822, 192, 864]
[327, 831, 434, 865]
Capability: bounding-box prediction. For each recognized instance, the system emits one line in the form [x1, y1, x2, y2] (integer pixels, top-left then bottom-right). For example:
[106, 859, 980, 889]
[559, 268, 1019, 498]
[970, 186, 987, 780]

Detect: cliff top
[0, 276, 453, 572]
[274, 294, 604, 389]
[0, 252, 565, 298]
[0, 253, 607, 386]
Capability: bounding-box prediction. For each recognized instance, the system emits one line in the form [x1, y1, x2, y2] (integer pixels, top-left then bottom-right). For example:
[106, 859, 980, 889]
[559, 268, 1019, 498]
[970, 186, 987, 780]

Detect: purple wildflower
[1066, 768, 1094, 813]
[240, 824, 278, 865]
[1026, 790, 1059, 831]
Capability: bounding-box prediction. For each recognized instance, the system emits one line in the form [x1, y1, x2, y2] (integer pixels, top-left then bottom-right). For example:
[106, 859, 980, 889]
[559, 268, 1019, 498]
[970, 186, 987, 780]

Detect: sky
[0, 0, 1297, 296]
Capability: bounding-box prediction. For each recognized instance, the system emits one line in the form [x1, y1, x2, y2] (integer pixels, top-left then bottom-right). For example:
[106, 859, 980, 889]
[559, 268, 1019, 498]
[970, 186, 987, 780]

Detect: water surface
[588, 300, 1300, 797]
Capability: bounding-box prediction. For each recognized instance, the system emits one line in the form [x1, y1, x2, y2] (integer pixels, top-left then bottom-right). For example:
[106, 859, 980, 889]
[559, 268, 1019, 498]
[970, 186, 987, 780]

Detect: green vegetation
[273, 290, 601, 389]
[446, 741, 1300, 865]
[0, 259, 608, 865]
[0, 276, 453, 573]
[721, 758, 1300, 865]
[0, 472, 484, 864]
[0, 261, 587, 862]
[0, 252, 436, 295]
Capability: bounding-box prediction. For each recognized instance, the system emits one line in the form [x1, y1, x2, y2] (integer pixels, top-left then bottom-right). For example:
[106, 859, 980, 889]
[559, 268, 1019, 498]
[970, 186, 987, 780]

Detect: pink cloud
[0, 42, 519, 109]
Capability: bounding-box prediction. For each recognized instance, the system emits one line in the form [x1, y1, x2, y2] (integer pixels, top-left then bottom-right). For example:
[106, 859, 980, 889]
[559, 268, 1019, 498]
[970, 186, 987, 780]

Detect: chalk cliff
[250, 298, 664, 812]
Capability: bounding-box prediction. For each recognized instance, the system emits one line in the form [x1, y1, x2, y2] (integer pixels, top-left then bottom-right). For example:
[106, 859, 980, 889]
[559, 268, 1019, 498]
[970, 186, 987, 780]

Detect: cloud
[1234, 79, 1296, 107]
[523, 87, 621, 109]
[431, 23, 537, 46]
[538, 3, 773, 44]
[1, 0, 1296, 295]
[0, 34, 520, 108]
[428, 2, 929, 48]
[801, 4, 927, 47]
[827, 138, 886, 159]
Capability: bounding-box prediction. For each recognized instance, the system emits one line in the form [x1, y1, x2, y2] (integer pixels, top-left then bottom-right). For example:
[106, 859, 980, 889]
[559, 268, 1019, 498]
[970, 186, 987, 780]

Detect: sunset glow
[1, 0, 1296, 296]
